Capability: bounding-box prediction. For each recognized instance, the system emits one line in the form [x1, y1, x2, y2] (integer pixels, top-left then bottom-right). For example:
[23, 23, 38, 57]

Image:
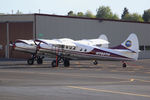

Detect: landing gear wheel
[37, 58, 43, 64]
[27, 58, 34, 65]
[51, 60, 58, 67]
[64, 59, 70, 67]
[122, 63, 127, 68]
[93, 60, 98, 65]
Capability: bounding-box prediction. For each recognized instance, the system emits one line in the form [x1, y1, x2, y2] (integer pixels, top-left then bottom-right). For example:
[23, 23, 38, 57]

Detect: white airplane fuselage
[38, 42, 135, 61]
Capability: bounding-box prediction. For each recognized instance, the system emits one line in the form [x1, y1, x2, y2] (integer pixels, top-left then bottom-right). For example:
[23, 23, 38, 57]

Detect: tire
[27, 59, 34, 65]
[37, 58, 43, 64]
[51, 60, 58, 67]
[122, 63, 127, 68]
[93, 60, 98, 65]
[64, 59, 70, 67]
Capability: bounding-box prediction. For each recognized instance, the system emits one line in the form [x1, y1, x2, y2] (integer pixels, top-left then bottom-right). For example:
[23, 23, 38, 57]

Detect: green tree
[142, 9, 150, 22]
[111, 14, 119, 20]
[67, 11, 76, 16]
[77, 12, 84, 17]
[85, 10, 95, 18]
[96, 6, 119, 20]
[123, 13, 144, 22]
[121, 7, 129, 19]
[96, 6, 112, 19]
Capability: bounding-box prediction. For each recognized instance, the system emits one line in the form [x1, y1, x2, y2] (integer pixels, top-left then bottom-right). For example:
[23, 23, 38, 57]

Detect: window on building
[139, 45, 144, 51]
[145, 45, 150, 50]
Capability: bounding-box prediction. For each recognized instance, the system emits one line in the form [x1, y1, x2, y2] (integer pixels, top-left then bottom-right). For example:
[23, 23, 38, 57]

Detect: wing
[36, 38, 76, 48]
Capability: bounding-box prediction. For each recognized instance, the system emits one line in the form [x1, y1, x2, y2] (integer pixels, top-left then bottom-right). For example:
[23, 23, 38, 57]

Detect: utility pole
[12, 10, 13, 14]
[39, 9, 40, 14]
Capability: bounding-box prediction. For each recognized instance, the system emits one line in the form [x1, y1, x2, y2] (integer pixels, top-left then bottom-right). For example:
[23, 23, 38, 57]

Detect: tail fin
[121, 33, 139, 53]
[98, 34, 109, 48]
[98, 34, 108, 42]
[112, 33, 139, 60]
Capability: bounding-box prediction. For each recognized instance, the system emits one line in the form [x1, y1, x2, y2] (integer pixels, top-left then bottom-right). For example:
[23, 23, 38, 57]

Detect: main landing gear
[51, 57, 70, 67]
[27, 55, 44, 65]
[93, 60, 98, 65]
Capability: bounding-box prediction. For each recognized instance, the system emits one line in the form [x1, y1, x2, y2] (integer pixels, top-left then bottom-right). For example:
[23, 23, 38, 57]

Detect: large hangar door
[0, 23, 7, 58]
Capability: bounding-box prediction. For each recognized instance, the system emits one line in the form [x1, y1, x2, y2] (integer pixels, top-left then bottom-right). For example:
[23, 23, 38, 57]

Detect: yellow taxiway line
[68, 86, 150, 98]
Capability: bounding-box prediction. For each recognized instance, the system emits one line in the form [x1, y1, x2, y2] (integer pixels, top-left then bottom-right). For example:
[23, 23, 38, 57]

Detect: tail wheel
[51, 60, 58, 67]
[64, 59, 70, 67]
[37, 58, 43, 64]
[27, 58, 34, 65]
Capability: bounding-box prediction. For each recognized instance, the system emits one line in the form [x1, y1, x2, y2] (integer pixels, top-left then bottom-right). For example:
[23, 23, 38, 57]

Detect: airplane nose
[9, 43, 16, 50]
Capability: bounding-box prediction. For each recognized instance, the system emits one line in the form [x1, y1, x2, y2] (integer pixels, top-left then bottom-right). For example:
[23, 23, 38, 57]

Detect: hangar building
[0, 14, 150, 59]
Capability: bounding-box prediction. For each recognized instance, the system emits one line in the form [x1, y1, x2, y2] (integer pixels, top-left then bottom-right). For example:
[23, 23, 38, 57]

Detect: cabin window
[80, 48, 82, 51]
[66, 46, 68, 49]
[69, 47, 72, 49]
[84, 49, 87, 52]
[73, 47, 76, 50]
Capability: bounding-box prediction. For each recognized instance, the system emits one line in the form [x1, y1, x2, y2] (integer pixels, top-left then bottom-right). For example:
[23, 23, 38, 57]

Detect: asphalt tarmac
[0, 59, 150, 100]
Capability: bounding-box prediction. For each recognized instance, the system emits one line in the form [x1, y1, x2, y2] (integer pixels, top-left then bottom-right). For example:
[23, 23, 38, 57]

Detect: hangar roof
[0, 13, 150, 24]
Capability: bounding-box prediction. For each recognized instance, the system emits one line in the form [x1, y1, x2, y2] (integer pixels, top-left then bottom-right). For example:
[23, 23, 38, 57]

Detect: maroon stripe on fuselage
[111, 45, 127, 49]
[88, 48, 130, 59]
[111, 45, 136, 53]
[39, 46, 132, 60]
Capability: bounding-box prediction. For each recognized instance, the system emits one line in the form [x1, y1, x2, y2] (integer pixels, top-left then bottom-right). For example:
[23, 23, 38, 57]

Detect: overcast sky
[1, 0, 150, 17]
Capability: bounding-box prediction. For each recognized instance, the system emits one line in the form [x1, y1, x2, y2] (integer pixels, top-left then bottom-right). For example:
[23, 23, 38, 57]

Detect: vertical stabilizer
[121, 33, 139, 53]
[98, 34, 109, 48]
[111, 33, 139, 60]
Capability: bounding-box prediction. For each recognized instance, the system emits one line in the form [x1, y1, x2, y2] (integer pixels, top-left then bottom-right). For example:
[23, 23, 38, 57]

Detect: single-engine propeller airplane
[10, 34, 109, 65]
[36, 33, 139, 68]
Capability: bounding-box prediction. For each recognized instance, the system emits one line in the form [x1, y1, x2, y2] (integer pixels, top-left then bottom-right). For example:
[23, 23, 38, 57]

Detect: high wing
[36, 38, 76, 47]
[36, 34, 109, 48]
[76, 34, 109, 48]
